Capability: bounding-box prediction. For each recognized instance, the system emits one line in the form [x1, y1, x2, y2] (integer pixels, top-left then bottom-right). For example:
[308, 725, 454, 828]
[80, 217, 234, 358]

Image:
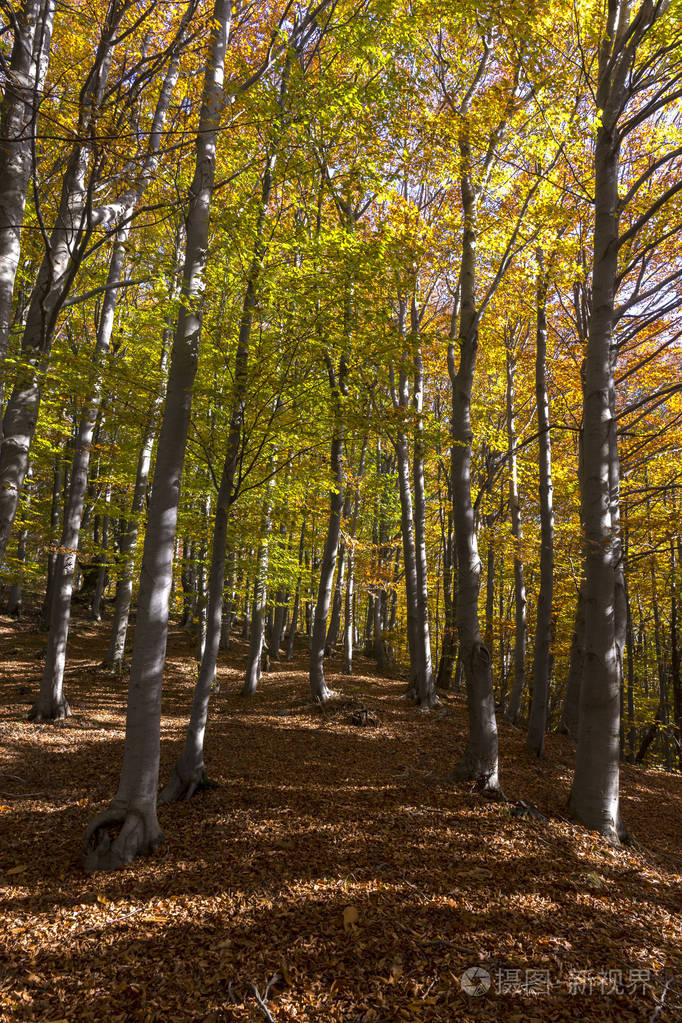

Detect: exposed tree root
[82, 804, 163, 872]
[27, 695, 71, 723]
[100, 657, 125, 675]
[566, 794, 627, 845]
[158, 760, 208, 804]
[444, 751, 505, 800]
[312, 683, 334, 703]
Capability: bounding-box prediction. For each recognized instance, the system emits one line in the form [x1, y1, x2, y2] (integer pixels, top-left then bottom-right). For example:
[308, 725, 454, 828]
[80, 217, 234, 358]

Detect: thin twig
[75, 905, 145, 936]
[649, 974, 675, 1023]
[249, 973, 281, 1023]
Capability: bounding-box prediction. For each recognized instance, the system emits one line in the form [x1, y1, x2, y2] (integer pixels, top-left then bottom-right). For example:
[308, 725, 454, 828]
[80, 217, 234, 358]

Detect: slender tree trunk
[242, 464, 276, 695]
[504, 343, 527, 725]
[40, 450, 63, 628]
[436, 509, 456, 690]
[91, 488, 110, 621]
[160, 132, 282, 798]
[220, 549, 236, 651]
[412, 340, 434, 708]
[103, 314, 173, 670]
[29, 47, 181, 715]
[286, 520, 306, 661]
[671, 536, 681, 770]
[0, 9, 121, 563]
[0, 0, 55, 397]
[446, 119, 501, 793]
[83, 0, 233, 870]
[325, 494, 350, 655]
[341, 437, 366, 674]
[527, 256, 554, 756]
[395, 427, 420, 692]
[6, 503, 28, 617]
[309, 425, 344, 701]
[623, 529, 637, 761]
[559, 578, 585, 738]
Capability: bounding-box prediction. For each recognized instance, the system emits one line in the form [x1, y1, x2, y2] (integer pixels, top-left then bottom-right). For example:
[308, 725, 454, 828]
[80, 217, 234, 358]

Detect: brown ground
[0, 613, 680, 1023]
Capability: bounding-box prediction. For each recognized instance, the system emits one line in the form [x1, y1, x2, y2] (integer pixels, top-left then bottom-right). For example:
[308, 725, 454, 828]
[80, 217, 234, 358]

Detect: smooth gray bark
[560, 579, 585, 738]
[40, 449, 63, 628]
[0, 6, 122, 563]
[342, 436, 367, 674]
[504, 345, 527, 725]
[286, 520, 307, 660]
[0, 0, 55, 395]
[309, 425, 343, 700]
[325, 495, 350, 655]
[242, 459, 276, 695]
[91, 489, 110, 622]
[568, 0, 631, 842]
[161, 131, 281, 796]
[526, 256, 555, 756]
[103, 322, 173, 670]
[411, 338, 434, 707]
[83, 0, 233, 870]
[446, 108, 501, 793]
[309, 353, 347, 701]
[29, 53, 182, 718]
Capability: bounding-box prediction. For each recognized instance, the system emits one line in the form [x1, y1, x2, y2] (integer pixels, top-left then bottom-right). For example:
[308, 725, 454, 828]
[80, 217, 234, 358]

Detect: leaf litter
[0, 617, 680, 1021]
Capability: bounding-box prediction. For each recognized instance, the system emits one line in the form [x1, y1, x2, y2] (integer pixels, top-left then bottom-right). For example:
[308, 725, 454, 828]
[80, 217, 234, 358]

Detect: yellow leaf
[7, 864, 27, 876]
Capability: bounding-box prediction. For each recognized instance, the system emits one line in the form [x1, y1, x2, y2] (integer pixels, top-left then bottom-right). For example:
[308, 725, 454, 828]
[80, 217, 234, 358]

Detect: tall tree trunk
[568, 6, 628, 841]
[412, 339, 434, 707]
[394, 425, 420, 693]
[220, 549, 236, 651]
[671, 536, 681, 771]
[242, 463, 276, 696]
[309, 424, 344, 701]
[91, 487, 110, 621]
[0, 0, 55, 398]
[325, 493, 351, 655]
[446, 115, 501, 793]
[0, 6, 122, 563]
[527, 255, 554, 756]
[623, 526, 637, 761]
[29, 51, 181, 716]
[286, 519, 307, 661]
[342, 437, 366, 674]
[160, 128, 282, 798]
[83, 0, 233, 870]
[6, 502, 29, 617]
[40, 449, 63, 628]
[559, 578, 585, 738]
[436, 507, 456, 690]
[103, 309, 174, 670]
[504, 341, 527, 725]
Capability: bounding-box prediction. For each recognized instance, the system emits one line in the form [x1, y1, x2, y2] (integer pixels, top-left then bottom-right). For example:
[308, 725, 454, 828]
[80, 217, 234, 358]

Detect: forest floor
[0, 614, 680, 1023]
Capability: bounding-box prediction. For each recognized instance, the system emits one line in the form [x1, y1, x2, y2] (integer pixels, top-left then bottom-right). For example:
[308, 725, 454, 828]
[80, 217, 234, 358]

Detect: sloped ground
[0, 614, 680, 1023]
